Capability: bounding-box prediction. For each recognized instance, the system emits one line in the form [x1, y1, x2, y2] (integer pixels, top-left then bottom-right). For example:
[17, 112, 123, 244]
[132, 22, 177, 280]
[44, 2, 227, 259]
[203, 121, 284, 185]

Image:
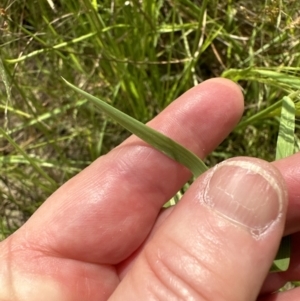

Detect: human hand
[1, 78, 300, 301]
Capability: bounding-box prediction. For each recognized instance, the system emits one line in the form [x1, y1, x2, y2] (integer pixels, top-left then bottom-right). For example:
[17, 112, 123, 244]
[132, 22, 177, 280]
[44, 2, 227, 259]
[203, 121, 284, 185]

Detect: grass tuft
[0, 0, 300, 242]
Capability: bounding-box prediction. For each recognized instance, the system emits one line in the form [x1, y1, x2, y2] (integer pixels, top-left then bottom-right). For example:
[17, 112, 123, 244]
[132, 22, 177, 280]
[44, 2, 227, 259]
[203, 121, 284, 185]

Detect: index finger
[16, 78, 244, 264]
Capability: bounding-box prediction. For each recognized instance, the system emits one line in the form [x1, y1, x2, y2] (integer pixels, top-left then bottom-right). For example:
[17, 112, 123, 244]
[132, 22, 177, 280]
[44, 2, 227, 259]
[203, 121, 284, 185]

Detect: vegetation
[0, 0, 300, 240]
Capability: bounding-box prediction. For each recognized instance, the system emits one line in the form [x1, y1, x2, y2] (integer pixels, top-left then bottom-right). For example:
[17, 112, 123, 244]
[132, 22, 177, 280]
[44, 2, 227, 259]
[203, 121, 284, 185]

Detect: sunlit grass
[0, 0, 300, 244]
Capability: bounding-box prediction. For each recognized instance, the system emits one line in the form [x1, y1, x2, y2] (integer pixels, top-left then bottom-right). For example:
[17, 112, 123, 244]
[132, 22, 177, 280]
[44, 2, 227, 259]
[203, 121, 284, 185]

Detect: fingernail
[203, 160, 285, 237]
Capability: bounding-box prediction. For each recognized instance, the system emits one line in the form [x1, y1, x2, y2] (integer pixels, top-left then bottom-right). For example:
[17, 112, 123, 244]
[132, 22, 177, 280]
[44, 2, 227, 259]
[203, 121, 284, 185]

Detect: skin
[0, 78, 300, 300]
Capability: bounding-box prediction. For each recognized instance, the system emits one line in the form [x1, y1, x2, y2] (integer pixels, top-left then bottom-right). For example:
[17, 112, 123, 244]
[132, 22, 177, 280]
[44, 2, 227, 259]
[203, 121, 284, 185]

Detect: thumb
[110, 157, 288, 301]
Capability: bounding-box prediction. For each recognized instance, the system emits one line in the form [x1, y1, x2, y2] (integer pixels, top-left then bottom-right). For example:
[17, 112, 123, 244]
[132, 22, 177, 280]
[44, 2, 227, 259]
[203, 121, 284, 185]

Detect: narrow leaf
[271, 236, 291, 272]
[0, 127, 58, 191]
[276, 96, 295, 160]
[271, 96, 295, 272]
[62, 78, 208, 177]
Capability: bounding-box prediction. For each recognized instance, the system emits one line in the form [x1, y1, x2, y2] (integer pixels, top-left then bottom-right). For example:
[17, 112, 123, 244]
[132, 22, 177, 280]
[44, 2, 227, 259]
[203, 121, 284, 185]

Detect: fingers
[261, 232, 300, 294]
[117, 153, 300, 279]
[109, 157, 288, 301]
[15, 78, 244, 264]
[258, 153, 300, 296]
[258, 287, 300, 301]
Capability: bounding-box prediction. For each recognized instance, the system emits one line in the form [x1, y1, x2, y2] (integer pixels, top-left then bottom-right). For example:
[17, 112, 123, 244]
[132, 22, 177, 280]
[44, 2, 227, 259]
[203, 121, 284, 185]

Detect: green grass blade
[235, 99, 283, 130]
[62, 78, 208, 177]
[6, 32, 97, 64]
[0, 57, 11, 129]
[276, 96, 296, 160]
[271, 96, 295, 272]
[271, 235, 291, 272]
[0, 127, 58, 192]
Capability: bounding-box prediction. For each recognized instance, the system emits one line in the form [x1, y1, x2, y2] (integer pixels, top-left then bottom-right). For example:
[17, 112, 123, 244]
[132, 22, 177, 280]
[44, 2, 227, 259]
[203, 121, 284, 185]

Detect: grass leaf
[276, 96, 296, 160]
[271, 95, 296, 272]
[62, 78, 208, 177]
[0, 127, 58, 192]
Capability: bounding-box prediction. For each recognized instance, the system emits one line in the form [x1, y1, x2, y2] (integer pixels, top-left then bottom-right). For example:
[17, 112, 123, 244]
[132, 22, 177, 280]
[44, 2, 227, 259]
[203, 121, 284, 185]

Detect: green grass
[0, 0, 300, 240]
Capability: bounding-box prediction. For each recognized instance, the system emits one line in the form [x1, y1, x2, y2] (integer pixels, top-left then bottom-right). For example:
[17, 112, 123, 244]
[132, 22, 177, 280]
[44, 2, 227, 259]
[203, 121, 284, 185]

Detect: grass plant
[0, 0, 300, 275]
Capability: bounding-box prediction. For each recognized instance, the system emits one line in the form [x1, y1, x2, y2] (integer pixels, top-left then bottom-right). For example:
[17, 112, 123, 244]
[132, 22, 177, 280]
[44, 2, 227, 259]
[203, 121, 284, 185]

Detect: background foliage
[0, 0, 300, 238]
